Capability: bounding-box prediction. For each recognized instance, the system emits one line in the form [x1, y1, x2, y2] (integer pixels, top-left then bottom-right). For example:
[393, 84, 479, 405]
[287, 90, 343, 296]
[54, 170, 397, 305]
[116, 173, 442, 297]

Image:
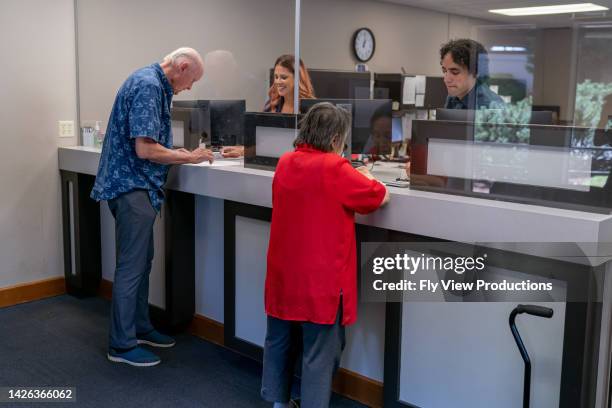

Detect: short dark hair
[440, 39, 489, 78]
[294, 102, 351, 152]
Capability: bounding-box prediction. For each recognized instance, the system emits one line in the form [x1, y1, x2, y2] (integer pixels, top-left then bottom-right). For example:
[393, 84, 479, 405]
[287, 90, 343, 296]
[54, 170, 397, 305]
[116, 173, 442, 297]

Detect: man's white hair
[163, 47, 204, 71]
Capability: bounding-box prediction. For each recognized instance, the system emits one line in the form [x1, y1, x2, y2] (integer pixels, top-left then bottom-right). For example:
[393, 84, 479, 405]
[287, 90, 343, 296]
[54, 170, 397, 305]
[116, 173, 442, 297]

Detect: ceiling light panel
[490, 3, 608, 16]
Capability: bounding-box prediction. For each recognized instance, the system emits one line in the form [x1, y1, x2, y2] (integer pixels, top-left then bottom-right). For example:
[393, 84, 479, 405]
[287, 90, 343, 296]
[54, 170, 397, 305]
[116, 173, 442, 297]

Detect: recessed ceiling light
[490, 3, 608, 16]
[582, 24, 612, 28]
[491, 46, 527, 52]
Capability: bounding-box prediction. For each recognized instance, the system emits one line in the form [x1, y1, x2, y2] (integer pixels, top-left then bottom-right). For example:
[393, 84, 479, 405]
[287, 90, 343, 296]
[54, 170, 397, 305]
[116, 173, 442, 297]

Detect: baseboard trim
[333, 367, 383, 408]
[97, 279, 382, 407]
[189, 314, 225, 346]
[99, 279, 113, 300]
[0, 277, 66, 308]
[188, 313, 383, 408]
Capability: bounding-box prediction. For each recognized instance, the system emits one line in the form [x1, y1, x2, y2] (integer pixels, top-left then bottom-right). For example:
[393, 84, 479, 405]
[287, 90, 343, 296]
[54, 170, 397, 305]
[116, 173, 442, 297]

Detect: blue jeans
[107, 190, 156, 350]
[261, 307, 346, 408]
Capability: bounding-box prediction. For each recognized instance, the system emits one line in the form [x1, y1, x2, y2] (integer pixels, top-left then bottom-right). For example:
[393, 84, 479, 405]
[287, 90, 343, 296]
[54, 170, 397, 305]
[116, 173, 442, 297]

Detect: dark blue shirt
[91, 63, 173, 211]
[445, 82, 505, 110]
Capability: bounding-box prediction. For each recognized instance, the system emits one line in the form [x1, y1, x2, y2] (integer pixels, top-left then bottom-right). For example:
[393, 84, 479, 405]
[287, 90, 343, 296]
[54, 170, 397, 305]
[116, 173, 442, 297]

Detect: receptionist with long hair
[264, 54, 315, 113]
[221, 54, 315, 158]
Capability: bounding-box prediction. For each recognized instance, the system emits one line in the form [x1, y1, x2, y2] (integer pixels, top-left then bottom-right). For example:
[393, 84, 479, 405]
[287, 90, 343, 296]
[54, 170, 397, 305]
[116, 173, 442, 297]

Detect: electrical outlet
[58, 120, 75, 138]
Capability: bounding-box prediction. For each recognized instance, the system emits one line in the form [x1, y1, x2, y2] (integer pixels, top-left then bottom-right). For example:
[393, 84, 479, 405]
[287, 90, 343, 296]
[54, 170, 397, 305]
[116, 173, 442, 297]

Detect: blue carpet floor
[0, 295, 366, 408]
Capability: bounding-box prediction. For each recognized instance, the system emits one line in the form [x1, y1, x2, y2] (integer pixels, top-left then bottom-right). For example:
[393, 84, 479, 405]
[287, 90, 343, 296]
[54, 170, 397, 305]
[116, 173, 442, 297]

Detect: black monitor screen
[300, 98, 392, 155]
[529, 110, 554, 125]
[374, 73, 402, 105]
[354, 99, 392, 155]
[210, 100, 245, 146]
[424, 77, 447, 109]
[435, 108, 553, 126]
[270, 69, 370, 99]
[435, 109, 477, 122]
[171, 100, 211, 149]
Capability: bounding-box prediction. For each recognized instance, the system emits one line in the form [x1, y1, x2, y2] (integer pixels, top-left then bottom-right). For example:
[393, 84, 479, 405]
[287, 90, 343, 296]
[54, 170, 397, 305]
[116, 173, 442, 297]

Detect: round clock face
[353, 28, 375, 62]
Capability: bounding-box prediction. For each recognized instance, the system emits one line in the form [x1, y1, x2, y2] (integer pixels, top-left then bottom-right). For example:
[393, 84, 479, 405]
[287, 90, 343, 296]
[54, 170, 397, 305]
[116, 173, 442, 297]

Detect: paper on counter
[190, 160, 243, 167]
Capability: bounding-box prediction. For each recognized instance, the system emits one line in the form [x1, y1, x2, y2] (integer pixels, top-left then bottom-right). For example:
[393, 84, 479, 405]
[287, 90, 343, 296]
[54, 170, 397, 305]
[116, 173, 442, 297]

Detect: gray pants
[107, 190, 156, 350]
[261, 308, 346, 408]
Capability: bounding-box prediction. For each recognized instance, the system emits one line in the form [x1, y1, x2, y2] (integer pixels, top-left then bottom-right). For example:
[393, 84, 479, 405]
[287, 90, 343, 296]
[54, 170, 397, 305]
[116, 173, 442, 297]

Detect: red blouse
[265, 145, 387, 325]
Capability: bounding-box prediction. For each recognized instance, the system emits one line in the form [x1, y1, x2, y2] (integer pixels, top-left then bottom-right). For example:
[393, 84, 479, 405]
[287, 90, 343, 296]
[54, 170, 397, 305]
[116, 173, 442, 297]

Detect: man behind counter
[440, 38, 504, 110]
[408, 38, 505, 184]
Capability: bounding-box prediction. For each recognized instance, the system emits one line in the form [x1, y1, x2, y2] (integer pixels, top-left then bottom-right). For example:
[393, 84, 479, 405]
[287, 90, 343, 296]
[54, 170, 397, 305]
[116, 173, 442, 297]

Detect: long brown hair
[267, 54, 315, 113]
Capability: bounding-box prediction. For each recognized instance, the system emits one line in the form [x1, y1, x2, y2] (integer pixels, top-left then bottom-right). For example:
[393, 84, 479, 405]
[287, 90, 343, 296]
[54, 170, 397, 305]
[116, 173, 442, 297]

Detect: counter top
[59, 146, 612, 244]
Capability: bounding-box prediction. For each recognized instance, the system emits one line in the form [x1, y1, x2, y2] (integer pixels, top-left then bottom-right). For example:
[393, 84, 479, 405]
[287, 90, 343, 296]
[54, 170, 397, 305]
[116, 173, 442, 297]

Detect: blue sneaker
[137, 329, 176, 348]
[107, 346, 160, 367]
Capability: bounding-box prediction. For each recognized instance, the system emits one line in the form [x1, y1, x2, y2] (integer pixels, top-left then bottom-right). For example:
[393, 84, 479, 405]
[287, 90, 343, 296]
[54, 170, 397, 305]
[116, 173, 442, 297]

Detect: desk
[58, 145, 612, 407]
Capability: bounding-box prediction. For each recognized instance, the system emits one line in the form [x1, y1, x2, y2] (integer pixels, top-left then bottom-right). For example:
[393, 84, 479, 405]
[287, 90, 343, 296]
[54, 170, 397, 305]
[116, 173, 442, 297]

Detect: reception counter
[58, 146, 612, 408]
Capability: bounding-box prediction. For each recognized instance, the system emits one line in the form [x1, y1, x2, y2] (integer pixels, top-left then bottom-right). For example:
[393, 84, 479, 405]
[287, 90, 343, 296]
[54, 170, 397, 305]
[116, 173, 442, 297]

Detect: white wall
[300, 0, 487, 74]
[76, 0, 493, 127]
[76, 0, 295, 125]
[0, 0, 78, 287]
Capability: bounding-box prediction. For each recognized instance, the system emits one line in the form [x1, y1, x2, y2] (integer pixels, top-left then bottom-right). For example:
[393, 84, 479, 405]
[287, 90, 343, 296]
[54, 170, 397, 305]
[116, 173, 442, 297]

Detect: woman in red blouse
[261, 103, 389, 408]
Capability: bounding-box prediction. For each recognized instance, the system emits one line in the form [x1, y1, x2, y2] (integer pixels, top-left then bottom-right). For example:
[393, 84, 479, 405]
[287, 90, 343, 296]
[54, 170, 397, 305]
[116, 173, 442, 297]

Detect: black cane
[509, 304, 554, 408]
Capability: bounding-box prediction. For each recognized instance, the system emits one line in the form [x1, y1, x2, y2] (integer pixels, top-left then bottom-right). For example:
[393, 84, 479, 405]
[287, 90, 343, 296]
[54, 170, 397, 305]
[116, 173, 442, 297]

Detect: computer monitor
[300, 99, 392, 155]
[311, 70, 371, 99]
[533, 105, 560, 117]
[374, 73, 402, 108]
[435, 108, 554, 126]
[171, 100, 211, 150]
[243, 113, 298, 170]
[424, 77, 447, 109]
[529, 110, 554, 125]
[210, 100, 245, 146]
[354, 99, 392, 155]
[435, 109, 477, 122]
[173, 100, 246, 147]
[271, 69, 371, 99]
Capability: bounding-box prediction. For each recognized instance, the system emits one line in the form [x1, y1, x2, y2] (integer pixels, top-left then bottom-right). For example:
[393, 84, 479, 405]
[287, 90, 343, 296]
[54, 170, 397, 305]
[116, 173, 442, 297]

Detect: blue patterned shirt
[91, 63, 173, 211]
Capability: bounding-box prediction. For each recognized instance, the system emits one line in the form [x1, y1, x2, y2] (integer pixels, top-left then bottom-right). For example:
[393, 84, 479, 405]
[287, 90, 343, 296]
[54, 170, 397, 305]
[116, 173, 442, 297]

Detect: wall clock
[352, 27, 375, 62]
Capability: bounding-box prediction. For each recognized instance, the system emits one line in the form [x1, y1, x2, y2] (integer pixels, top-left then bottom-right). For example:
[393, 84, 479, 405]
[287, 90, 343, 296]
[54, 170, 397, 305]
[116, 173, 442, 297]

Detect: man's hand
[221, 145, 244, 158]
[134, 138, 214, 165]
[189, 147, 215, 164]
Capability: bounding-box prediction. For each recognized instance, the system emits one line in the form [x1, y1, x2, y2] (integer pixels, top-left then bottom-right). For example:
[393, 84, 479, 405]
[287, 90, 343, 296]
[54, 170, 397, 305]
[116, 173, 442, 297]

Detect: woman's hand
[221, 145, 245, 158]
[355, 166, 375, 180]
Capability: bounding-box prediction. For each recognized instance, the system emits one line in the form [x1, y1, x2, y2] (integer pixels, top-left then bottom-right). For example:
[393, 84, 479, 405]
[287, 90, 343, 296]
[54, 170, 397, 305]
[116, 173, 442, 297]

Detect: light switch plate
[58, 120, 75, 138]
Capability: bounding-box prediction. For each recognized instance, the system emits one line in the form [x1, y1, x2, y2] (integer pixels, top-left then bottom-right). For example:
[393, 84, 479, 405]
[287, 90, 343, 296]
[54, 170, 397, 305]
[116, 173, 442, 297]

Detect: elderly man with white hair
[91, 47, 212, 367]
